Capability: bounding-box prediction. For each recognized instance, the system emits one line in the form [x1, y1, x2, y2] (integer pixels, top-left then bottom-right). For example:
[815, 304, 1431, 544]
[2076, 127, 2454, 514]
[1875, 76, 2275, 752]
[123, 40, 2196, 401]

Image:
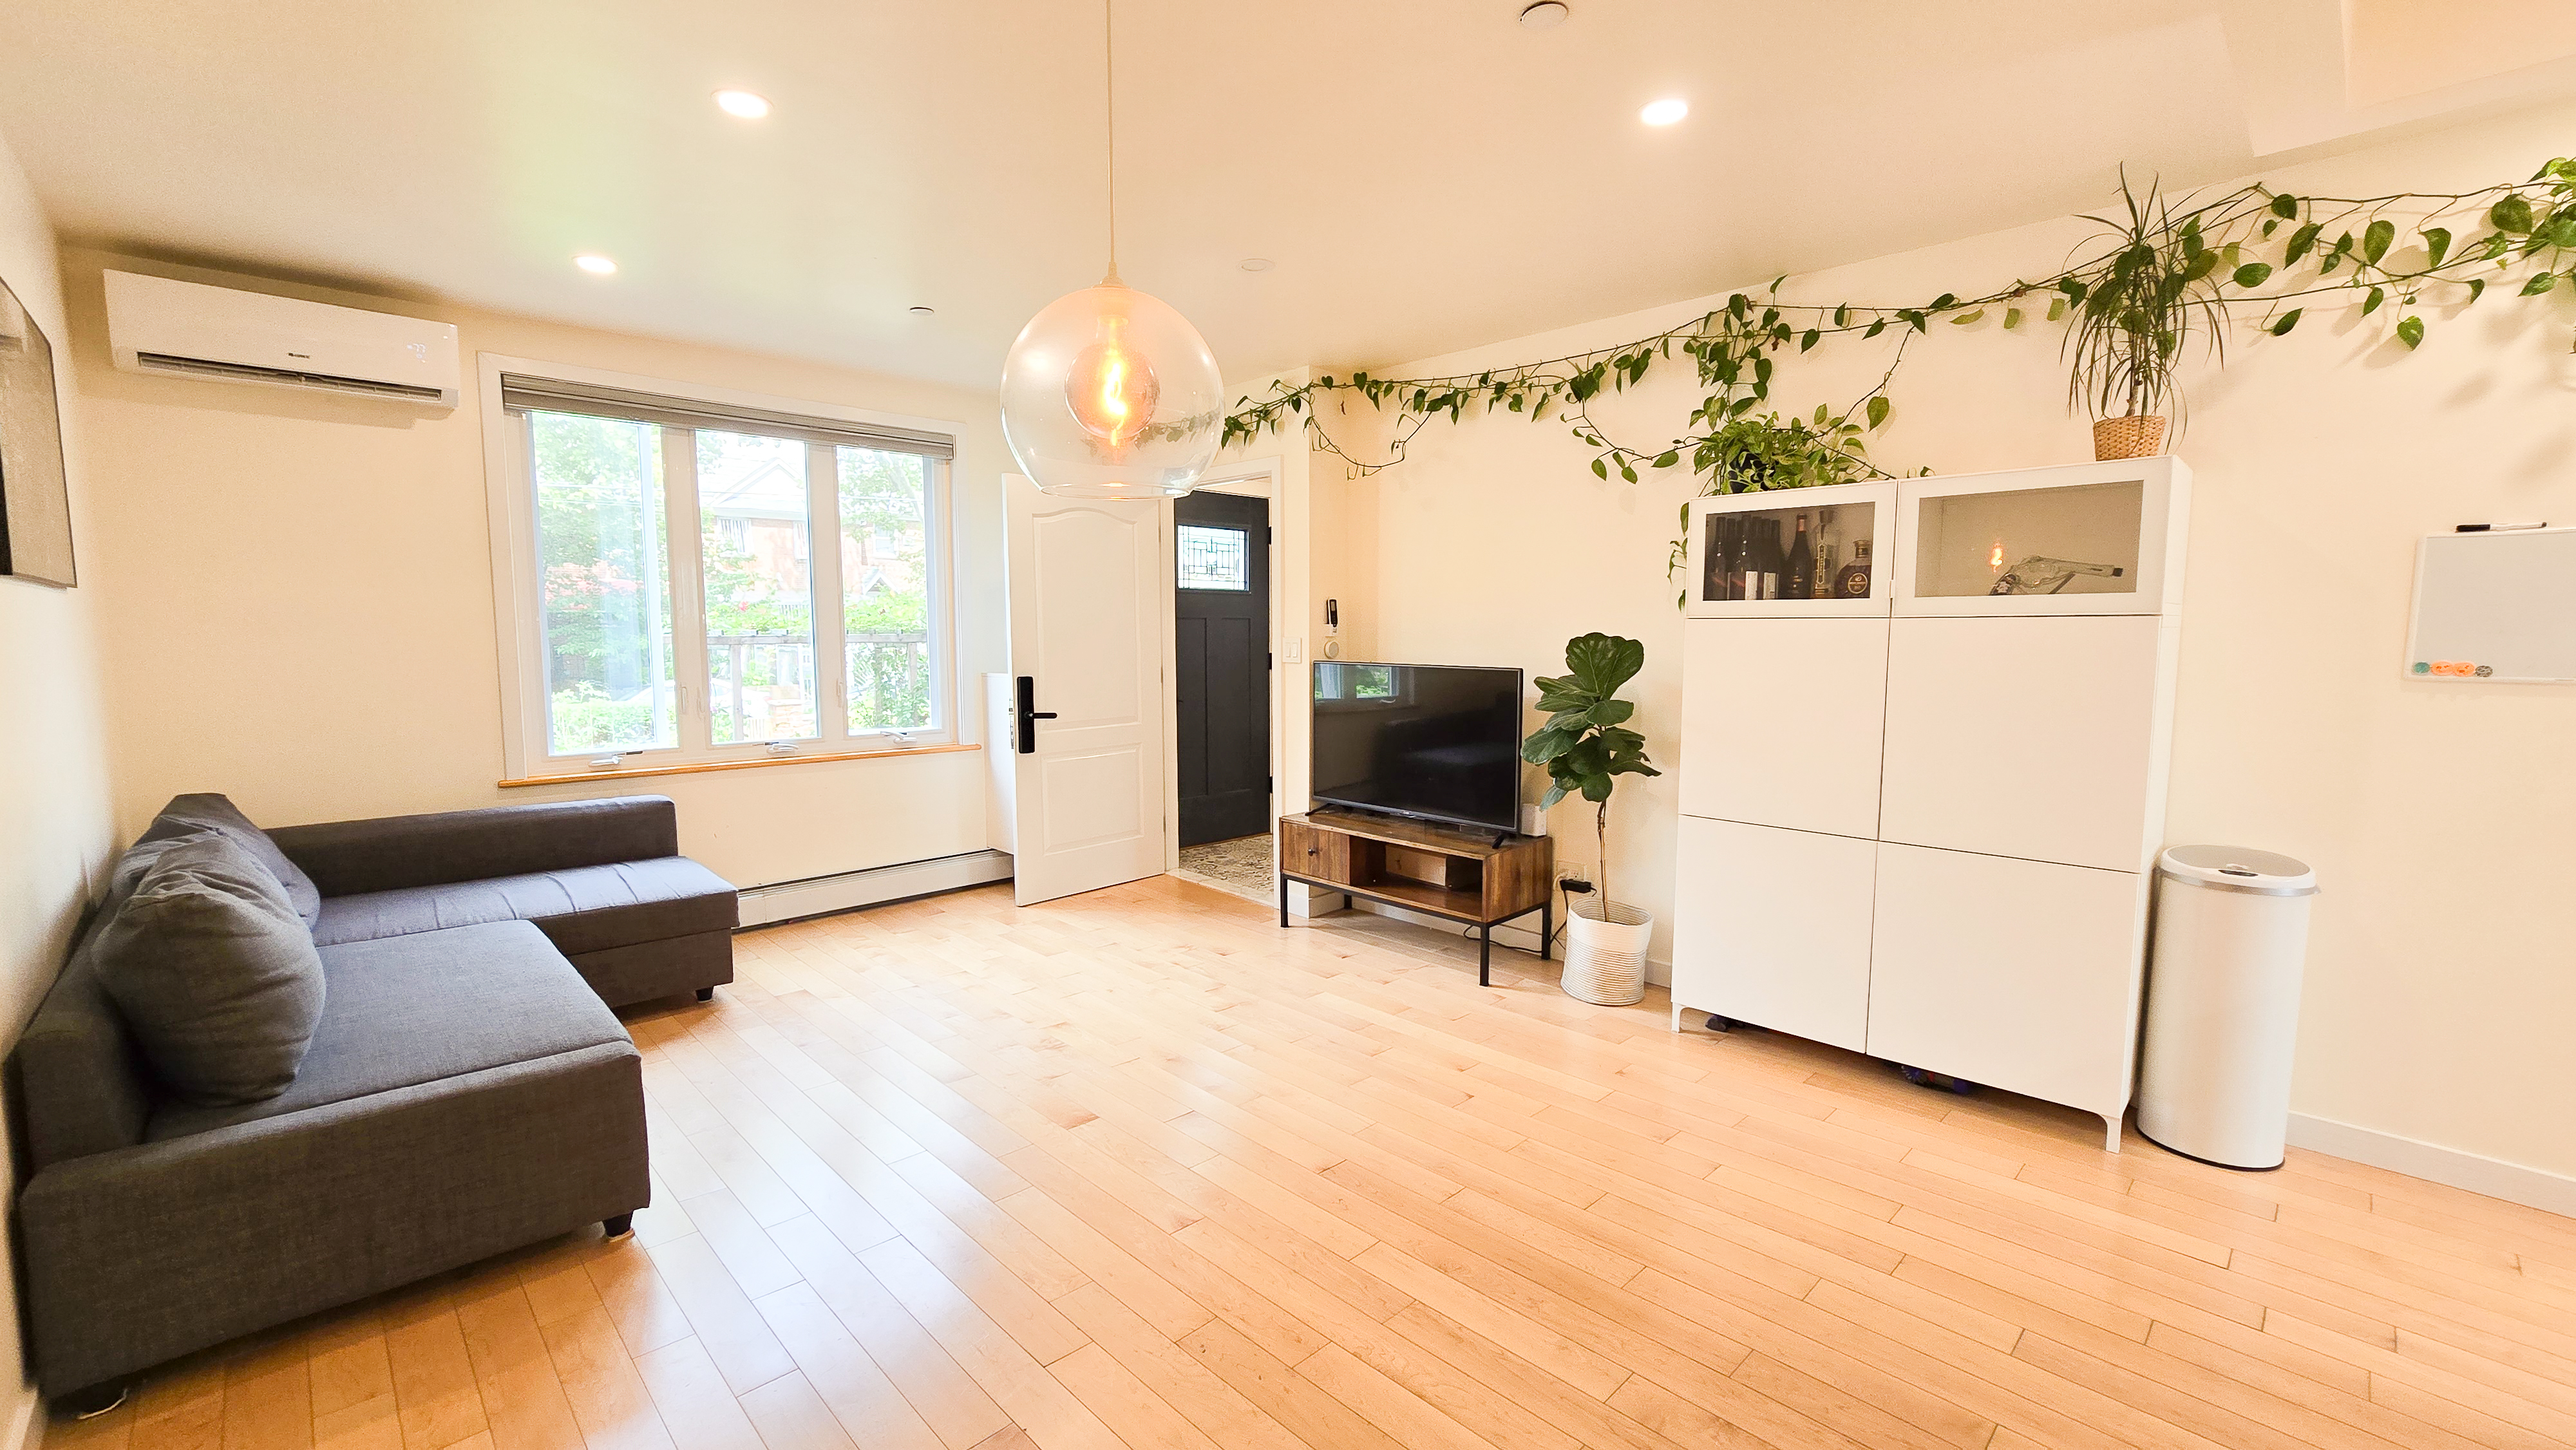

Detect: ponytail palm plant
[1520, 633, 1659, 912]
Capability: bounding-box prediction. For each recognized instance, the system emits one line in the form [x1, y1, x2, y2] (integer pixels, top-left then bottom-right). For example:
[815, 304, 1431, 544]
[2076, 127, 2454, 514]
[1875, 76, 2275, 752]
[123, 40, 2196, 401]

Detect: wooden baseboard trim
[2287, 1112, 2576, 1218]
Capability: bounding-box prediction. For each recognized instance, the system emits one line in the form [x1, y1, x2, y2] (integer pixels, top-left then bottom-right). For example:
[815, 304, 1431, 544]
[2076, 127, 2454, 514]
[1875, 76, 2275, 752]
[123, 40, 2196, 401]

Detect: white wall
[0, 131, 113, 1449]
[63, 249, 1010, 890]
[1351, 100, 2576, 1187]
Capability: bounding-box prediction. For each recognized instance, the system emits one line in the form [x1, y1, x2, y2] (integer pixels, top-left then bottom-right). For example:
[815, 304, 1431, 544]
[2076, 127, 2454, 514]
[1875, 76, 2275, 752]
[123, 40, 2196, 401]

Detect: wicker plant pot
[2092, 414, 2168, 460]
[1562, 898, 1653, 1006]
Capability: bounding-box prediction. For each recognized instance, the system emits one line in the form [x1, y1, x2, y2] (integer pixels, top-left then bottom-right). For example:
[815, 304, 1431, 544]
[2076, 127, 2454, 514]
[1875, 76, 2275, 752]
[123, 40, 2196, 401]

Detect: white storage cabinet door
[1672, 817, 1876, 1051]
[1879, 614, 2164, 872]
[1866, 843, 2148, 1148]
[1678, 618, 1889, 840]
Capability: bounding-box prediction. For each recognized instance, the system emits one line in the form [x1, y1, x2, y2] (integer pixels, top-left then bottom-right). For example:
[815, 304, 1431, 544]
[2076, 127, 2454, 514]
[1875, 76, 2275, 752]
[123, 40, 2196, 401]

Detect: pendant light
[999, 0, 1224, 499]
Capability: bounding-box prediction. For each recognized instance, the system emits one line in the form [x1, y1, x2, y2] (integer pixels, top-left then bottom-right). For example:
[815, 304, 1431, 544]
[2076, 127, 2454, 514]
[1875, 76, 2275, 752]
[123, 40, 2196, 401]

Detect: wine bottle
[1785, 513, 1815, 599]
[1701, 514, 1725, 601]
[1814, 540, 1837, 599]
[1759, 518, 1783, 599]
[1836, 536, 1873, 598]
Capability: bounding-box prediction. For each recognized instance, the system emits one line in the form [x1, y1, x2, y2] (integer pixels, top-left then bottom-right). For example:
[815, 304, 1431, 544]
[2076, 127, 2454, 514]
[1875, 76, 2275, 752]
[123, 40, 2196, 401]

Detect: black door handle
[1014, 675, 1059, 755]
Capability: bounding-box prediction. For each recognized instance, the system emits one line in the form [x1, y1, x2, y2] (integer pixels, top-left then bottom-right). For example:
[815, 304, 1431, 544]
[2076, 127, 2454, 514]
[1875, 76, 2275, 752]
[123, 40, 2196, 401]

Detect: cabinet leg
[1279, 875, 1289, 928]
[1478, 926, 1492, 987]
[1540, 903, 1552, 961]
[2101, 1113, 2125, 1154]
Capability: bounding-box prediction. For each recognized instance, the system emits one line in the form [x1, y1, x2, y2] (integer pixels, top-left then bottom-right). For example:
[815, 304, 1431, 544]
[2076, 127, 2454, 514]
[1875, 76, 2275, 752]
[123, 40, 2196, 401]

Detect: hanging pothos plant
[1222, 154, 2576, 579]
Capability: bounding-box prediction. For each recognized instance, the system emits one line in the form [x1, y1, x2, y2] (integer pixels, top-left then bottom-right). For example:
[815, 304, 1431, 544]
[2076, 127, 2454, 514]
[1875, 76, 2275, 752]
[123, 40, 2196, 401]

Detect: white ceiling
[3, 1, 2571, 390]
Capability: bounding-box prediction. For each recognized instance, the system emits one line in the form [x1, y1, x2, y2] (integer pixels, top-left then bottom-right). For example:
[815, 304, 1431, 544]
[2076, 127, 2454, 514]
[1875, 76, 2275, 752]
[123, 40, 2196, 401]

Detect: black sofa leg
[603, 1212, 635, 1239]
[696, 986, 715, 1002]
[60, 1381, 128, 1419]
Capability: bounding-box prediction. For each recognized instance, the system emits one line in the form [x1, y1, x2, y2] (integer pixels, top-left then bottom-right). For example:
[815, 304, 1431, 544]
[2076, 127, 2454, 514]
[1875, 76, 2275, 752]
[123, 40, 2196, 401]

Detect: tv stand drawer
[1280, 818, 1350, 885]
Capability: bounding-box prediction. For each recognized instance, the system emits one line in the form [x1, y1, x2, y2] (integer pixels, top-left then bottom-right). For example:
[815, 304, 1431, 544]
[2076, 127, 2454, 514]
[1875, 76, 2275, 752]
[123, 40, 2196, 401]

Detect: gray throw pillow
[93, 832, 328, 1105]
[138, 793, 323, 929]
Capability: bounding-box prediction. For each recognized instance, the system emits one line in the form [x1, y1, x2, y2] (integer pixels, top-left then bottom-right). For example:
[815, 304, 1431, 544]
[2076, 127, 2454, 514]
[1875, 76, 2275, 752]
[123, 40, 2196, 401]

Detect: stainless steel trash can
[2137, 846, 2318, 1170]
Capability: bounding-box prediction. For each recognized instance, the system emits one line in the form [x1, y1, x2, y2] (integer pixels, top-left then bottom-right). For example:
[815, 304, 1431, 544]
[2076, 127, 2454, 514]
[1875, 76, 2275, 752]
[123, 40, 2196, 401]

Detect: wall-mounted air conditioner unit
[104, 270, 461, 409]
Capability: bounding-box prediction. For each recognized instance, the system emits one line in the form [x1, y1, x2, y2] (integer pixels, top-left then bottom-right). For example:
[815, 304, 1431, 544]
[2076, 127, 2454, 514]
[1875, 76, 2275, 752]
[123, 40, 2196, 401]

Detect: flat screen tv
[1311, 661, 1524, 833]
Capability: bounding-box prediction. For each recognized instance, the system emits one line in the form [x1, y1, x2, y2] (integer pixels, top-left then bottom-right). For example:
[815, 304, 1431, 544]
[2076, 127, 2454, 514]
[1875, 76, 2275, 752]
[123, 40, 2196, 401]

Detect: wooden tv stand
[1278, 809, 1555, 985]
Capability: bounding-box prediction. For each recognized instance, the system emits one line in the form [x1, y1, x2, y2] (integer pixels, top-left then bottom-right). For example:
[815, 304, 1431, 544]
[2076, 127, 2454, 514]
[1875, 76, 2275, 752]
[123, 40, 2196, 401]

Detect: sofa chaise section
[13, 919, 647, 1400]
[268, 795, 736, 1008]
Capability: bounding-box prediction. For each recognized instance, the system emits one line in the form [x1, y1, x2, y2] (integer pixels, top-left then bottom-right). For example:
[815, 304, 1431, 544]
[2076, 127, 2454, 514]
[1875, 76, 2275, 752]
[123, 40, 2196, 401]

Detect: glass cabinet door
[1685, 482, 1895, 618]
[1895, 460, 2184, 617]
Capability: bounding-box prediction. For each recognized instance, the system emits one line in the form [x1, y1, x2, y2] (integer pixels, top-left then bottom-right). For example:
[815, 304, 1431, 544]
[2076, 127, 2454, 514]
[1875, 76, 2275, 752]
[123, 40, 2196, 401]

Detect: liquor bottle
[1759, 518, 1783, 599]
[1836, 537, 1873, 598]
[1785, 513, 1815, 599]
[1815, 509, 1842, 596]
[1701, 514, 1725, 601]
[1813, 540, 1837, 599]
[1716, 516, 1738, 600]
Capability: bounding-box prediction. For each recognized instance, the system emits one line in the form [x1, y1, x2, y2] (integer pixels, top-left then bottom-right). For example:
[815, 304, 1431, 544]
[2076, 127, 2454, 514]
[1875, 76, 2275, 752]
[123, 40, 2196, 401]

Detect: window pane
[837, 446, 934, 733]
[699, 431, 818, 743]
[530, 410, 675, 755]
[1177, 524, 1250, 590]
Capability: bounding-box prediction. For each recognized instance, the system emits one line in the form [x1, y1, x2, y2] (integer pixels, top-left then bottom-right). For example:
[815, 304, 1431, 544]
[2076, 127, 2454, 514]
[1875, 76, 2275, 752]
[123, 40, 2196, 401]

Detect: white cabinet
[1674, 818, 1875, 1052]
[1866, 845, 2151, 1124]
[1879, 615, 2173, 872]
[1679, 618, 1887, 839]
[1669, 458, 2190, 1151]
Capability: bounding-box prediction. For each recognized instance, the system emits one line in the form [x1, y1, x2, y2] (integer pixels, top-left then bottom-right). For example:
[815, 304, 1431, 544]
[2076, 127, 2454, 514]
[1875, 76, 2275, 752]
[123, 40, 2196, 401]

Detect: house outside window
[486, 361, 956, 778]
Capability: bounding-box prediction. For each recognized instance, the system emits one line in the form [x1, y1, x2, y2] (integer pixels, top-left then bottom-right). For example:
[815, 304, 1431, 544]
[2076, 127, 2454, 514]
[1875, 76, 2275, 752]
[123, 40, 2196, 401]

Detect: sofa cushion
[93, 833, 328, 1106]
[147, 919, 628, 1141]
[138, 794, 323, 929]
[310, 856, 737, 957]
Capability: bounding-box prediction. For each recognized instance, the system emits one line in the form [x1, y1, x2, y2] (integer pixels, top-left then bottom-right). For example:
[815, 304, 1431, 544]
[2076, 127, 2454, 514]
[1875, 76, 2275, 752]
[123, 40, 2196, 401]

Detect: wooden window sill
[500, 740, 978, 788]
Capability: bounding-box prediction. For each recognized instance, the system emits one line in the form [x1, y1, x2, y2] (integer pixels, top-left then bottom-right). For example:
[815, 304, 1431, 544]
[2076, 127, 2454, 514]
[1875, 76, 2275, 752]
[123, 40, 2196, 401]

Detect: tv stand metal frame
[1276, 811, 1555, 987]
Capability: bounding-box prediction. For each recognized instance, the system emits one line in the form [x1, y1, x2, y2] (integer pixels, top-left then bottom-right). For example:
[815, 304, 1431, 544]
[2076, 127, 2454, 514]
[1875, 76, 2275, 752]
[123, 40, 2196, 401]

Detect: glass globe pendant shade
[1001, 279, 1223, 499]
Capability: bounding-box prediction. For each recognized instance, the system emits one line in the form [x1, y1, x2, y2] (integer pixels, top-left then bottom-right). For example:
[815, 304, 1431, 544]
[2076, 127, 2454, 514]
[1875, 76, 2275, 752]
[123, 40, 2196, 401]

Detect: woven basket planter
[2092, 414, 2168, 460]
[1562, 899, 1653, 1006]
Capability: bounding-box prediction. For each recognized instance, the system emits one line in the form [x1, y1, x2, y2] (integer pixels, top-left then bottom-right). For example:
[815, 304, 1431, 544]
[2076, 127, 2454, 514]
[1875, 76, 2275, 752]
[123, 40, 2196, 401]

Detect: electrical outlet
[1558, 865, 1592, 890]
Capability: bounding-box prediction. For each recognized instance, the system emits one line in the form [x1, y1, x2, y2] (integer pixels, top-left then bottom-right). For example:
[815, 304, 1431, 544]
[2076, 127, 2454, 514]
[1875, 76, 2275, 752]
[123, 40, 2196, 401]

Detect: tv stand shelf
[1278, 810, 1555, 985]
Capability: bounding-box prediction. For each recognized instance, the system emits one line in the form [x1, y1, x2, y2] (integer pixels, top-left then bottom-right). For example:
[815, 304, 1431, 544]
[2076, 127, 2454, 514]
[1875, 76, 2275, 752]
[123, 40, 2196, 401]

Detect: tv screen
[1311, 662, 1524, 832]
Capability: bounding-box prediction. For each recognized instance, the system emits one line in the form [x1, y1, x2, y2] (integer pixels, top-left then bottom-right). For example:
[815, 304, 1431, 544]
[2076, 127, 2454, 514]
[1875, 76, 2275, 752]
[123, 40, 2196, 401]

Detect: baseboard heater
[736, 850, 1013, 928]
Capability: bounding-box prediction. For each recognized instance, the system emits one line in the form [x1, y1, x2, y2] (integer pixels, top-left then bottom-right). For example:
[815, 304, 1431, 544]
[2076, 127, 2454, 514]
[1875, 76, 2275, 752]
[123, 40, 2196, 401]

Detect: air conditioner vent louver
[104, 270, 461, 409]
[132, 352, 450, 402]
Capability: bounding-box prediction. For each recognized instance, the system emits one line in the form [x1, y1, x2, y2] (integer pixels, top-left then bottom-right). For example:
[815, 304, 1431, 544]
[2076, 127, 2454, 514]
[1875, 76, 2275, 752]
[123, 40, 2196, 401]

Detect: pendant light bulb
[1065, 308, 1160, 453]
[998, 0, 1222, 498]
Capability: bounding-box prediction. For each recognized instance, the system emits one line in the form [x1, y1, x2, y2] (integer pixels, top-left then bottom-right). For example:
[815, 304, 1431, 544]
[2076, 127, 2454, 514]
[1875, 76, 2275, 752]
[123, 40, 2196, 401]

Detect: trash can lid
[2158, 845, 2317, 896]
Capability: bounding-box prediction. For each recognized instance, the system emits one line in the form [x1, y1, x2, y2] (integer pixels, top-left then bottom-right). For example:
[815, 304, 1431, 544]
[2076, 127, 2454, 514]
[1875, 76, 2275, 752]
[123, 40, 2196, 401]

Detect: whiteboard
[2405, 527, 2576, 683]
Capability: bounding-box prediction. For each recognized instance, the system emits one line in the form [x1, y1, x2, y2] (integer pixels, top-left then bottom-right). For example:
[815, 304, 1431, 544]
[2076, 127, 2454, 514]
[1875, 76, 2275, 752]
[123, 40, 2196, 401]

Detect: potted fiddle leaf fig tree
[1522, 632, 1660, 1006]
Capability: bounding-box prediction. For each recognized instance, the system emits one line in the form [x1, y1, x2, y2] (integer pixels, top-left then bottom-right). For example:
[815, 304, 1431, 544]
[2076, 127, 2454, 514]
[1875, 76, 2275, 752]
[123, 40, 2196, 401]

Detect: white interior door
[1005, 475, 1169, 905]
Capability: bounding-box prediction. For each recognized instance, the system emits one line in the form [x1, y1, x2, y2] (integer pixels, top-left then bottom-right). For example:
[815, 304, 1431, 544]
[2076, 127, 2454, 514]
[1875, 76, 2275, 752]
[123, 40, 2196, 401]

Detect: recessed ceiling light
[908, 305, 936, 315]
[1640, 97, 1689, 127]
[714, 89, 771, 120]
[574, 254, 618, 275]
[1240, 258, 1274, 272]
[1519, 2, 1569, 30]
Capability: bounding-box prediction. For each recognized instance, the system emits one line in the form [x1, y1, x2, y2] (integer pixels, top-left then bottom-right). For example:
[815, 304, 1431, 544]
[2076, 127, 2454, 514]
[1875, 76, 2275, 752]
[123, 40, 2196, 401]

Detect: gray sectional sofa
[8, 794, 737, 1405]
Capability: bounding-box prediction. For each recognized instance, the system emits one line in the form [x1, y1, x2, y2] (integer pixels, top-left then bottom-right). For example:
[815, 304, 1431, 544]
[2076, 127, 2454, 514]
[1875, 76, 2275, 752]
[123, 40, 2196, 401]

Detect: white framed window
[480, 357, 958, 779]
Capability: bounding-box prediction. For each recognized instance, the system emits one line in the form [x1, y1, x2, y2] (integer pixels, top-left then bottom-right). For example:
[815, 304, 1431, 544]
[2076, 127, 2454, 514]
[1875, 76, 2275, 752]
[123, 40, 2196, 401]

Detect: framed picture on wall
[0, 270, 73, 588]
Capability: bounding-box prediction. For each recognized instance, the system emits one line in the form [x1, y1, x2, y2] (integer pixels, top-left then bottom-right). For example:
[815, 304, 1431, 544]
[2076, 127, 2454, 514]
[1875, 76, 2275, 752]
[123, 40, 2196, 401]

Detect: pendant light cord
[1103, 0, 1120, 285]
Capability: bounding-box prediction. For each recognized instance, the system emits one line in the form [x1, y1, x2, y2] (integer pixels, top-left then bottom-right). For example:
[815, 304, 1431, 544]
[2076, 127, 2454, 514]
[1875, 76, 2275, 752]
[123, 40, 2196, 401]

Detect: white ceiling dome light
[999, 0, 1223, 500]
[574, 254, 618, 274]
[1519, 3, 1570, 31]
[1640, 97, 1689, 126]
[713, 89, 772, 120]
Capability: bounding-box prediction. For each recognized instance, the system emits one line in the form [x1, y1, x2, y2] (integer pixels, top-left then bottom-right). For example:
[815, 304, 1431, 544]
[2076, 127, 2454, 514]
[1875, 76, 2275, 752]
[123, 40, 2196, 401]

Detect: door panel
[1866, 843, 2146, 1122]
[1678, 617, 1888, 839]
[1879, 614, 2161, 871]
[1671, 817, 1876, 1051]
[1006, 476, 1168, 905]
[1174, 491, 1271, 846]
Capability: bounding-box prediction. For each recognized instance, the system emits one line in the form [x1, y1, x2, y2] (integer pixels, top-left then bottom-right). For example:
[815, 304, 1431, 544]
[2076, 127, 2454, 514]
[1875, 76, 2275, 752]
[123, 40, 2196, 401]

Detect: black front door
[1174, 491, 1271, 847]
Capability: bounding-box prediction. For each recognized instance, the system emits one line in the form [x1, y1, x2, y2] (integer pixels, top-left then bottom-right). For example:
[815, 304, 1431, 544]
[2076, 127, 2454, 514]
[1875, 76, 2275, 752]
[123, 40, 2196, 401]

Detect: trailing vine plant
[1224, 155, 2576, 548]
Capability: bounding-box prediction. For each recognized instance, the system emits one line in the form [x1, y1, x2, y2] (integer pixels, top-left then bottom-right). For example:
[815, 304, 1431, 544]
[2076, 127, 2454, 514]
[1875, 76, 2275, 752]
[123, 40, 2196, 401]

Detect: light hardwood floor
[47, 876, 2576, 1450]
